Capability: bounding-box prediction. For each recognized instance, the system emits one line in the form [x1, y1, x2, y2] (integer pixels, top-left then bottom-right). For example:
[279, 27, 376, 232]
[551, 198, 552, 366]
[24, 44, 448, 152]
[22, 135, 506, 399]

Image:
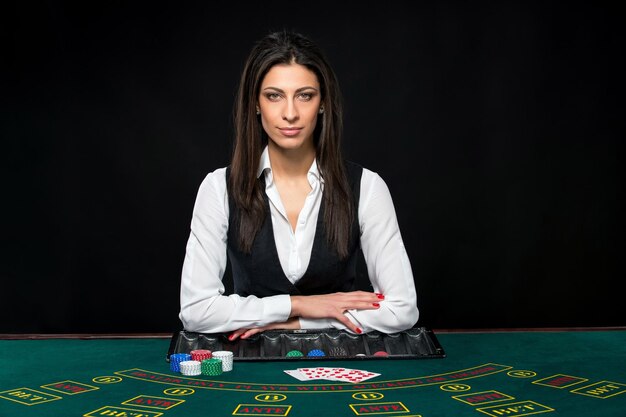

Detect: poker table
[1, 328, 625, 417]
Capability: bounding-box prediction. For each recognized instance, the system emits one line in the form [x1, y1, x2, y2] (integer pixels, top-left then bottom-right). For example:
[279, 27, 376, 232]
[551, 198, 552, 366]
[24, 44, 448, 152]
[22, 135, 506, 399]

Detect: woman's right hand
[289, 291, 384, 334]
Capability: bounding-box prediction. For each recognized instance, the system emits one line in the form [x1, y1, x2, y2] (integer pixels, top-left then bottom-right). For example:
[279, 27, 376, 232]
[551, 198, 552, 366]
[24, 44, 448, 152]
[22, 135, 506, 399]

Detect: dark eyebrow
[262, 86, 319, 93]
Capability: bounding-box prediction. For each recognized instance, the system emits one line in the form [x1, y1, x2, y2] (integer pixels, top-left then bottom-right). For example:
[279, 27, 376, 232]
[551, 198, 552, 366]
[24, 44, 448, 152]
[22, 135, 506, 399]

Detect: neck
[268, 142, 316, 178]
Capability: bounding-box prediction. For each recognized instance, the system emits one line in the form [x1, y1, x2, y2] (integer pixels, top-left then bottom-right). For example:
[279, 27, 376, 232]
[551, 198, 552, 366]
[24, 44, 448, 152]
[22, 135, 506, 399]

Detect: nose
[282, 98, 299, 123]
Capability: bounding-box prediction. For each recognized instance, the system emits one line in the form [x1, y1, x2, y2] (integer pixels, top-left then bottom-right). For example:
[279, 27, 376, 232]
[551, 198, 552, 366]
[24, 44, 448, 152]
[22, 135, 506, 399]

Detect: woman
[179, 30, 418, 340]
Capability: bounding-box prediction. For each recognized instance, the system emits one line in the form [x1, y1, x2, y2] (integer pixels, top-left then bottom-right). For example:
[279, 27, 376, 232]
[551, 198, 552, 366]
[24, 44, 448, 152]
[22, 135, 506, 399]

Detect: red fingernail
[376, 293, 385, 299]
[228, 334, 235, 341]
[356, 328, 362, 334]
[372, 303, 380, 307]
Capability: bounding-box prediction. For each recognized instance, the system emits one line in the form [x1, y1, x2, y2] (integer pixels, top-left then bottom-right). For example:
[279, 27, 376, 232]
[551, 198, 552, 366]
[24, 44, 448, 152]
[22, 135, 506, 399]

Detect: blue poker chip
[169, 353, 192, 372]
[307, 349, 325, 357]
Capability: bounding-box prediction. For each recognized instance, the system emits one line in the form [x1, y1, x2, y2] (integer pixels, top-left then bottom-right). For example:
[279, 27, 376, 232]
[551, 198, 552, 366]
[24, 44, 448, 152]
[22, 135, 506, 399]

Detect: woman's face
[258, 63, 322, 152]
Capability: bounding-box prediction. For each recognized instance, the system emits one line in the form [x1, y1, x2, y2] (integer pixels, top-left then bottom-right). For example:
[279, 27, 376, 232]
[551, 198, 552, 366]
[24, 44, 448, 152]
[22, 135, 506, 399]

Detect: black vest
[226, 162, 362, 297]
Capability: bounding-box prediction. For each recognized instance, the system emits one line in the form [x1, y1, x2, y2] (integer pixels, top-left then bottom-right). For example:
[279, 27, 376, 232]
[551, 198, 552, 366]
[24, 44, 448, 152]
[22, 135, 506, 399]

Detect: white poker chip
[179, 360, 202, 376]
[211, 351, 234, 372]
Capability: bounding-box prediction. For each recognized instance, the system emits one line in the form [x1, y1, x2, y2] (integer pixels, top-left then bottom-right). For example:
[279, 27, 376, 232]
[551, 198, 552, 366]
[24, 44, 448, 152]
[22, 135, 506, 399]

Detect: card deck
[284, 367, 380, 383]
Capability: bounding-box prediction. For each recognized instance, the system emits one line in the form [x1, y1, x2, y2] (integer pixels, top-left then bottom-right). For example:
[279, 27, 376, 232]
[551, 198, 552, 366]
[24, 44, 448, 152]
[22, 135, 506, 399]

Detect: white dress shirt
[179, 146, 418, 334]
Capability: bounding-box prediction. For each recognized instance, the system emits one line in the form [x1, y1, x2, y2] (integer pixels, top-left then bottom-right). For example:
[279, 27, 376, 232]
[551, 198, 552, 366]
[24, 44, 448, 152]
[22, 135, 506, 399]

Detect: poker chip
[179, 360, 202, 376]
[355, 353, 366, 357]
[328, 346, 348, 357]
[307, 349, 325, 357]
[211, 351, 234, 372]
[286, 350, 304, 358]
[190, 349, 212, 362]
[373, 350, 389, 357]
[169, 353, 192, 372]
[201, 358, 223, 376]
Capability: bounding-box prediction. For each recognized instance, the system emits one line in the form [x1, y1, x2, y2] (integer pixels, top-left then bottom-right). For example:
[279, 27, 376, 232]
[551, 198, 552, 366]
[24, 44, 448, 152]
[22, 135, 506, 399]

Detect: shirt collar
[256, 145, 322, 185]
[256, 146, 272, 179]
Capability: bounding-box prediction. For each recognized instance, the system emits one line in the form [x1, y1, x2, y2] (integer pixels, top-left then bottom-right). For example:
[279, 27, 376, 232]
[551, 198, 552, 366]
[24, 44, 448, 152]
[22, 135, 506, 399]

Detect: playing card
[296, 367, 335, 380]
[327, 368, 380, 383]
[283, 369, 311, 381]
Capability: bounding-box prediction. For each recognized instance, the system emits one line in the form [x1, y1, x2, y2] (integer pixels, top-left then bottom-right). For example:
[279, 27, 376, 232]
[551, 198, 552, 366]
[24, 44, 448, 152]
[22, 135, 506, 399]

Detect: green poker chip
[201, 358, 223, 375]
[286, 350, 304, 357]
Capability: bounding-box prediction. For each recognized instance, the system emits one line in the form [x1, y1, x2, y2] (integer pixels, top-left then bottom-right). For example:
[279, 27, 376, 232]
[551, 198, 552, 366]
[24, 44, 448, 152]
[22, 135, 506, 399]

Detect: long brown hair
[229, 30, 354, 258]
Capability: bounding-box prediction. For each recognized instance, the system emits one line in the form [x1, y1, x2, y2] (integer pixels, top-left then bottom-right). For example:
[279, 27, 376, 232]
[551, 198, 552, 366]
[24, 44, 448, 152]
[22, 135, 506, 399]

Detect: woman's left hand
[229, 317, 301, 341]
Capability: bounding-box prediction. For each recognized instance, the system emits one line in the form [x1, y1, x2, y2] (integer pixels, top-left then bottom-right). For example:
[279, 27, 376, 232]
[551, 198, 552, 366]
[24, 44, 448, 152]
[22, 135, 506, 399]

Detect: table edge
[1, 326, 625, 340]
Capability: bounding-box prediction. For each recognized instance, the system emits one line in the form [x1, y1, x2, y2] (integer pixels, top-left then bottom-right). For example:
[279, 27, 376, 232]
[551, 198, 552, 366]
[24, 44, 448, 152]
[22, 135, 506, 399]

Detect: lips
[278, 127, 303, 137]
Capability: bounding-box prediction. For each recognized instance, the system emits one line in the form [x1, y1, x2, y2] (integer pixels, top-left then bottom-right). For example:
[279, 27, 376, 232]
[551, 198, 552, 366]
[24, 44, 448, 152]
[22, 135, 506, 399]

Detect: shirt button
[299, 219, 306, 225]
[291, 275, 297, 280]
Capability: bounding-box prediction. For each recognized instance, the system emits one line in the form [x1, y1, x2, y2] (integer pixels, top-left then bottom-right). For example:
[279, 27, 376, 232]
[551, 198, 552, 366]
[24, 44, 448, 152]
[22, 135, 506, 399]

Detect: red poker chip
[190, 349, 212, 361]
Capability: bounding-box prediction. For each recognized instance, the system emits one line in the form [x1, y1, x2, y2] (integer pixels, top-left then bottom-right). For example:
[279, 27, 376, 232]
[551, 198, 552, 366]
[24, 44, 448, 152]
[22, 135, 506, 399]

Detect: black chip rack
[167, 326, 445, 361]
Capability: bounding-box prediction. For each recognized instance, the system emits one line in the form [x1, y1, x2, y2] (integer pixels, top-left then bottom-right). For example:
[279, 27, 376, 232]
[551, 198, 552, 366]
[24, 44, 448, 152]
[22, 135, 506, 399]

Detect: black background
[3, 1, 624, 333]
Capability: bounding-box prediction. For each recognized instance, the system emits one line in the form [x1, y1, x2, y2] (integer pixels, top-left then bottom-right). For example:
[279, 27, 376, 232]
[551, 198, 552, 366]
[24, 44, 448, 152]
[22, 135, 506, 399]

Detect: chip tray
[167, 326, 445, 361]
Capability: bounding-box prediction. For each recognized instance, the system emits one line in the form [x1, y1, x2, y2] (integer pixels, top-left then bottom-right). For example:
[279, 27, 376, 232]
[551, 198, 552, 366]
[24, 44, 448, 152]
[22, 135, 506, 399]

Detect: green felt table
[1, 329, 625, 417]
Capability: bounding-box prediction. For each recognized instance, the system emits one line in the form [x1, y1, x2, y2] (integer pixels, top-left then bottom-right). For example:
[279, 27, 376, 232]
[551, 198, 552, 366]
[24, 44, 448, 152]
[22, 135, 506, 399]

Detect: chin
[270, 136, 308, 150]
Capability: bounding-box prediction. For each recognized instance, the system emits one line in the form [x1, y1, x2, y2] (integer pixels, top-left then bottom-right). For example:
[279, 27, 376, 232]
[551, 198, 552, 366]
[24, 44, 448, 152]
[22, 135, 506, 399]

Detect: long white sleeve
[299, 169, 419, 333]
[349, 169, 419, 333]
[178, 167, 291, 333]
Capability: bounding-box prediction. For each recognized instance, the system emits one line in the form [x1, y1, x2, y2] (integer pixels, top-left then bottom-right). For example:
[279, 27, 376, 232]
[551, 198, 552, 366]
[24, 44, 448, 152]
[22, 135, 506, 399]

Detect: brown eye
[298, 93, 313, 101]
[265, 93, 281, 101]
